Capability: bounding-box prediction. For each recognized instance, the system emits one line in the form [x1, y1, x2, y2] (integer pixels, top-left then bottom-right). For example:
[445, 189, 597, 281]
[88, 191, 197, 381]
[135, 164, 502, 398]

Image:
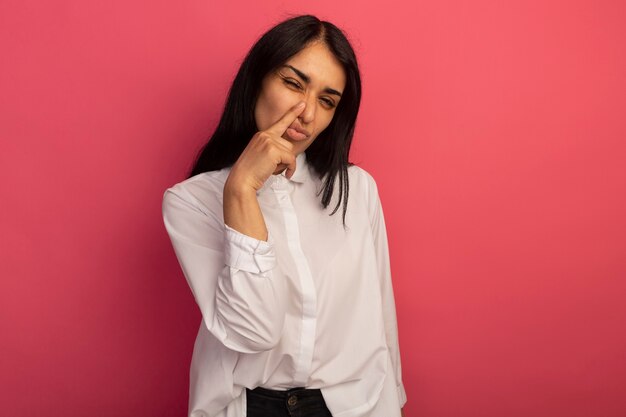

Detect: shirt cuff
[224, 224, 276, 273]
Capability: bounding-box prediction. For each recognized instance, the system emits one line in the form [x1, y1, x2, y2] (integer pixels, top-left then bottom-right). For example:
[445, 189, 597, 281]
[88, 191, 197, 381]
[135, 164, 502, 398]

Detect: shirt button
[287, 395, 298, 406]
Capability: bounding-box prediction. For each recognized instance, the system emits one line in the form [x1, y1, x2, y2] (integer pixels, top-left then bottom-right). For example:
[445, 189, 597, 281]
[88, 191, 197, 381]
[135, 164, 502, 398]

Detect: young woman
[162, 14, 406, 417]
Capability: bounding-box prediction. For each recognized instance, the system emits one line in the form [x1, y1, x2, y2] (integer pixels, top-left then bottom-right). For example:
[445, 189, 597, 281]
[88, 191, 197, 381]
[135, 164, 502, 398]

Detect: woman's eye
[283, 79, 302, 89]
[320, 98, 336, 108]
[281, 76, 336, 109]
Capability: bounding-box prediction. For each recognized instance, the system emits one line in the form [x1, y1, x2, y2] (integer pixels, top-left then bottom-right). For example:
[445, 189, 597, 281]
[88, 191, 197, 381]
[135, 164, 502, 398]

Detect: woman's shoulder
[166, 167, 231, 194]
[347, 163, 380, 200]
[162, 167, 231, 214]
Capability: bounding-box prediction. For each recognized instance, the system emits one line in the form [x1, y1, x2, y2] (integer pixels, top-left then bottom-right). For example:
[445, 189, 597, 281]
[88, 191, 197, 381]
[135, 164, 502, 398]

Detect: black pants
[246, 386, 333, 417]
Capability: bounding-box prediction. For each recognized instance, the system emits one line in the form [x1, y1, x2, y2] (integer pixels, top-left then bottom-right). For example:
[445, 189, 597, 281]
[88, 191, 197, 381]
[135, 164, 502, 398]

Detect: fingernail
[296, 101, 305, 108]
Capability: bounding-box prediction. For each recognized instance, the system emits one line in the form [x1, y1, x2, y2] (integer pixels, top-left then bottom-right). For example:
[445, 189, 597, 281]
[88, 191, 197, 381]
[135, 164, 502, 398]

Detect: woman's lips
[285, 124, 311, 141]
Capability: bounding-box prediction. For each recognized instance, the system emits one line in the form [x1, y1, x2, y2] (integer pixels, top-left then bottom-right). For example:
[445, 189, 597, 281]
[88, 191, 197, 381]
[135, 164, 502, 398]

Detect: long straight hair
[188, 15, 361, 224]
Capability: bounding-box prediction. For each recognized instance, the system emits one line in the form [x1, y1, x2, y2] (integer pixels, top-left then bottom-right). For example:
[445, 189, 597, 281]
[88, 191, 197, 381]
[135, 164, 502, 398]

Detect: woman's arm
[223, 101, 305, 240]
[162, 187, 286, 353]
[162, 102, 307, 353]
[367, 172, 408, 409]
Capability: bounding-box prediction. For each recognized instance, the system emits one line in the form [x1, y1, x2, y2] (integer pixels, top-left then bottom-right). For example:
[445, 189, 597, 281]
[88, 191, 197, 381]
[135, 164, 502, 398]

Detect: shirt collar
[289, 152, 310, 183]
[257, 152, 311, 194]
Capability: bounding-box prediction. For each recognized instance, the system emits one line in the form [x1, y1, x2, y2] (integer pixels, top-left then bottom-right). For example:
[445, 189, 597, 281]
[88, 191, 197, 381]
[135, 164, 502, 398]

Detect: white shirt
[162, 152, 407, 417]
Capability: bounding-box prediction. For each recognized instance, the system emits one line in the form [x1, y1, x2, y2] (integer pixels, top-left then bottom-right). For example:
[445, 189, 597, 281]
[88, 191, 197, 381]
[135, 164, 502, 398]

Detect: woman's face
[254, 41, 347, 156]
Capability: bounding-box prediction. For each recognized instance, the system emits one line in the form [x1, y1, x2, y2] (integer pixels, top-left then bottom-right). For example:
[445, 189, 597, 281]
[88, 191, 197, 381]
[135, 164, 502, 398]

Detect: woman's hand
[225, 101, 306, 194]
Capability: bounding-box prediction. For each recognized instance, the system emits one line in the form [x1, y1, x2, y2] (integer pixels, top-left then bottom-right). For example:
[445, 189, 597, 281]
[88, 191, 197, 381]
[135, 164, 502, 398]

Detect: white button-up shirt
[162, 152, 407, 417]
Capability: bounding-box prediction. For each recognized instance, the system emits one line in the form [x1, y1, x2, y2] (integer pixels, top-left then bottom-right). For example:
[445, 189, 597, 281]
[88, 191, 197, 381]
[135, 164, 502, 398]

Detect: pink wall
[1, 0, 625, 416]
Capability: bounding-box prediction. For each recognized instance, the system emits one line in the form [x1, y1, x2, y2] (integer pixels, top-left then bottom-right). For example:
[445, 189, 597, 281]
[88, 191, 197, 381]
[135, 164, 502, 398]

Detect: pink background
[1, 0, 625, 416]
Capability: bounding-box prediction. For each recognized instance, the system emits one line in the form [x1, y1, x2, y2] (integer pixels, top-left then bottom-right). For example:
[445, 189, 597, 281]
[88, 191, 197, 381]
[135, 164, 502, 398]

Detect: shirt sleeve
[161, 186, 287, 354]
[367, 176, 408, 408]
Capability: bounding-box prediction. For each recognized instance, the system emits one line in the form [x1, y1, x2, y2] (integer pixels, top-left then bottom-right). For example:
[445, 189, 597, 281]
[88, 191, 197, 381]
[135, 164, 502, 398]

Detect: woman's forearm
[223, 180, 268, 241]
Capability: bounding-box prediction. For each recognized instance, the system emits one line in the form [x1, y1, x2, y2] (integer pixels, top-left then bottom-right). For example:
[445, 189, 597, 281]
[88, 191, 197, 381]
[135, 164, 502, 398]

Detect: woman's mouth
[285, 124, 311, 141]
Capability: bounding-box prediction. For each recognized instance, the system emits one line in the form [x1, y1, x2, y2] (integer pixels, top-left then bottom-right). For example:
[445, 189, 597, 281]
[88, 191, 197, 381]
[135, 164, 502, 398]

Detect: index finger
[265, 101, 306, 136]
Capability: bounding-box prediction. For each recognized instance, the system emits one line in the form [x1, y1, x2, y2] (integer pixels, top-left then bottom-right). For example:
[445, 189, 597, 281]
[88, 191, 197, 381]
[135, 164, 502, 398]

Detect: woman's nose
[299, 95, 316, 124]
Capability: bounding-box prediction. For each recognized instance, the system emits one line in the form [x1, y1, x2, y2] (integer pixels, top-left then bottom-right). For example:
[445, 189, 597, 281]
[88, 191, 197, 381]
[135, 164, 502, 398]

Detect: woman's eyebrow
[284, 64, 343, 97]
